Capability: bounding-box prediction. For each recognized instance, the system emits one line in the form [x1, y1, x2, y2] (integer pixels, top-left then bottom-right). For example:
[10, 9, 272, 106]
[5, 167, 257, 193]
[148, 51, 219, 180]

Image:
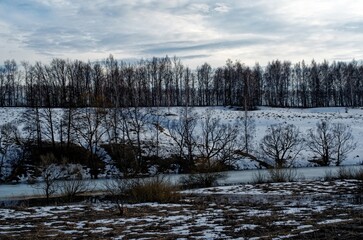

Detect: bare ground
[0, 180, 362, 239]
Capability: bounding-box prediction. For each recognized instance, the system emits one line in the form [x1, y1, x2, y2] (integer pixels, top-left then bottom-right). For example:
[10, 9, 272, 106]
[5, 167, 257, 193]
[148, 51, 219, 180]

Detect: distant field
[0, 106, 362, 179]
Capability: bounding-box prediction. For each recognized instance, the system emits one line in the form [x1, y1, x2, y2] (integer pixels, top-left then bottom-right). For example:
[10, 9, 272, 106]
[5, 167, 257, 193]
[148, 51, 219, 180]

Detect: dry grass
[324, 166, 363, 181]
[129, 176, 180, 203]
[252, 168, 301, 183]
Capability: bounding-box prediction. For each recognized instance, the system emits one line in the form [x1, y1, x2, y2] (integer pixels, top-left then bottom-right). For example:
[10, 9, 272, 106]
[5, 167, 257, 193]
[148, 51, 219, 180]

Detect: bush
[323, 169, 336, 181]
[180, 172, 226, 189]
[58, 172, 89, 202]
[323, 167, 363, 181]
[101, 143, 140, 176]
[128, 176, 179, 203]
[59, 179, 89, 202]
[104, 178, 133, 215]
[144, 155, 180, 174]
[34, 153, 60, 202]
[268, 168, 300, 182]
[251, 170, 268, 184]
[251, 168, 301, 184]
[335, 167, 363, 180]
[27, 142, 105, 179]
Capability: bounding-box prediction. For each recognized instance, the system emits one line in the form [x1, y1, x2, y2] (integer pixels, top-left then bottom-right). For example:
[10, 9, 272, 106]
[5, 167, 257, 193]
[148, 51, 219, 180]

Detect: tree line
[1, 56, 363, 109]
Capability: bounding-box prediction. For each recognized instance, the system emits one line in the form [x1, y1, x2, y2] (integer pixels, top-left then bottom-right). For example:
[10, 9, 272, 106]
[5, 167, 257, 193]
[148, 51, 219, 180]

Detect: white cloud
[0, 0, 363, 67]
[214, 3, 230, 13]
[188, 3, 210, 13]
[35, 0, 71, 7]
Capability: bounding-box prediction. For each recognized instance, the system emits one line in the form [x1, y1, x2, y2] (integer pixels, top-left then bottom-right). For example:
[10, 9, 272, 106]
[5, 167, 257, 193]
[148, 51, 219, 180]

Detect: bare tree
[168, 108, 197, 172]
[197, 63, 212, 106]
[0, 65, 5, 106]
[307, 120, 334, 166]
[333, 123, 357, 166]
[36, 153, 60, 202]
[308, 120, 356, 166]
[104, 178, 132, 216]
[0, 124, 12, 180]
[241, 65, 255, 154]
[22, 107, 42, 148]
[260, 123, 304, 168]
[195, 110, 239, 170]
[0, 135, 5, 181]
[0, 123, 24, 181]
[240, 113, 255, 154]
[121, 106, 150, 174]
[147, 107, 165, 158]
[104, 108, 123, 144]
[3, 60, 18, 106]
[40, 108, 58, 148]
[71, 107, 108, 178]
[61, 107, 77, 149]
[58, 171, 89, 202]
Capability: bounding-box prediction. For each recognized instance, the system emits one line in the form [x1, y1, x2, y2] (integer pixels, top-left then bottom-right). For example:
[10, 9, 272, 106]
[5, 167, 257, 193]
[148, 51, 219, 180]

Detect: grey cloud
[179, 54, 211, 60]
[201, 2, 289, 35]
[337, 21, 363, 32]
[2, 0, 363, 67]
[141, 38, 270, 55]
[77, 2, 129, 19]
[22, 27, 97, 53]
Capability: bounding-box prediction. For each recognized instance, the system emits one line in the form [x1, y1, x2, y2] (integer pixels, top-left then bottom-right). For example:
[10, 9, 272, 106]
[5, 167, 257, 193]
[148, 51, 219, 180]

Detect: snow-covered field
[242, 106, 363, 167]
[1, 106, 363, 182]
[0, 180, 362, 239]
[0, 107, 363, 164]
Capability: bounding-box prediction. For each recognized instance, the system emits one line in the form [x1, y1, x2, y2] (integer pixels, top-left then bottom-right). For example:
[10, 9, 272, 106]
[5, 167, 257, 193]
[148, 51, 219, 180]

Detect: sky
[1, 0, 363, 68]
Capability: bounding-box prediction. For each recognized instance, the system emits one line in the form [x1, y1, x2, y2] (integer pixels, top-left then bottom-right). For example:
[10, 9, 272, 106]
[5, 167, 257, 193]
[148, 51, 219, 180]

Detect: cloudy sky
[1, 0, 363, 68]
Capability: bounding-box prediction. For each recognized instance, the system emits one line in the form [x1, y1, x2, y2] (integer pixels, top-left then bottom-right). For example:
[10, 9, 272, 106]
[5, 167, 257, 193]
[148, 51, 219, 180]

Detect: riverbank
[1, 165, 362, 200]
[0, 179, 362, 239]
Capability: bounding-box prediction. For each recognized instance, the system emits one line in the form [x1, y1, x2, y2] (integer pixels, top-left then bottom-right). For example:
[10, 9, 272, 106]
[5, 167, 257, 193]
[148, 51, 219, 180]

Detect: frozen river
[1, 165, 362, 200]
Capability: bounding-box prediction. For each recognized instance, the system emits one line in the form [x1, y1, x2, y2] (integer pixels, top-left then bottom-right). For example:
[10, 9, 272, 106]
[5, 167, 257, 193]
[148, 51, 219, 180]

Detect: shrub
[35, 153, 60, 202]
[101, 143, 140, 176]
[27, 142, 105, 179]
[143, 155, 180, 174]
[268, 168, 300, 182]
[58, 167, 89, 202]
[337, 167, 363, 180]
[324, 167, 363, 181]
[323, 169, 335, 181]
[251, 170, 268, 184]
[58, 178, 89, 202]
[104, 178, 133, 215]
[179, 172, 226, 189]
[251, 168, 301, 184]
[129, 176, 179, 203]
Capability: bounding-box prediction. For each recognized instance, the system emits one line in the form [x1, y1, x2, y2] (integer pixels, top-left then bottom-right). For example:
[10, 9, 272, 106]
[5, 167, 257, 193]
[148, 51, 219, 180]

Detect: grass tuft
[129, 176, 180, 203]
